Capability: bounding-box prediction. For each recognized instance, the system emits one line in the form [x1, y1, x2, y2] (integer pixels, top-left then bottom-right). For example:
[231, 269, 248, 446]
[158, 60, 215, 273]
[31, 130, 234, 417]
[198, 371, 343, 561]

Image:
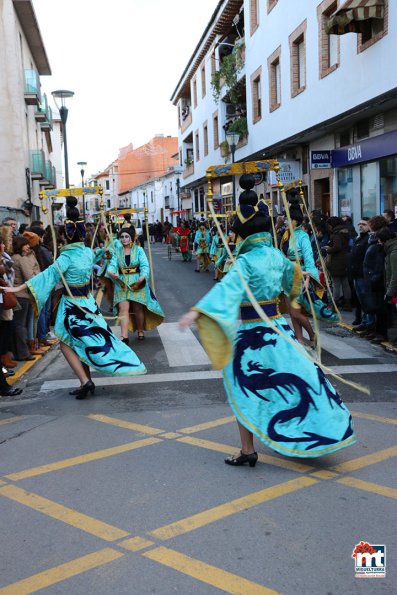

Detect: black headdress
[118, 226, 135, 241]
[286, 188, 304, 224]
[65, 196, 86, 242]
[232, 174, 271, 239]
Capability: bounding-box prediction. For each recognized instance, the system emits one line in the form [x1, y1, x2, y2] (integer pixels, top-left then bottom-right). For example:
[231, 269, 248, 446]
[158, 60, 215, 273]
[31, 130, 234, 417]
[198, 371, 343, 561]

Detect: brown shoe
[0, 354, 17, 369]
[38, 339, 51, 347]
[28, 340, 45, 356]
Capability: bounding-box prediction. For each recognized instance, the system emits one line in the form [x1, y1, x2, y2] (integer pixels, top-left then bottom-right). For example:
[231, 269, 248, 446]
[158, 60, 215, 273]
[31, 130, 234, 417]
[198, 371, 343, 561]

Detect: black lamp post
[226, 131, 240, 210]
[77, 161, 87, 218]
[51, 90, 74, 189]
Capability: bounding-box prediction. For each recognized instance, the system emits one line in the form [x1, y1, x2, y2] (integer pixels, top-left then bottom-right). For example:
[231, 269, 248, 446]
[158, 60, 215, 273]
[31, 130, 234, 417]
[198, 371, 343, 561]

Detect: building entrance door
[314, 178, 330, 216]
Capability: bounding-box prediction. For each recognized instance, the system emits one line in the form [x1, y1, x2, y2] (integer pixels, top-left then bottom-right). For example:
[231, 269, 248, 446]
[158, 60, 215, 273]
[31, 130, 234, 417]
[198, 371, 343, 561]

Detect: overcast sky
[33, 0, 219, 185]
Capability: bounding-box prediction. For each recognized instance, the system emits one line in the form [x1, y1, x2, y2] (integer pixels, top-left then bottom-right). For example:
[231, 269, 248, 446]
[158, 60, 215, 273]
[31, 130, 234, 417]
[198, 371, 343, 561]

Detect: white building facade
[171, 0, 396, 221]
[0, 0, 62, 225]
[120, 167, 185, 226]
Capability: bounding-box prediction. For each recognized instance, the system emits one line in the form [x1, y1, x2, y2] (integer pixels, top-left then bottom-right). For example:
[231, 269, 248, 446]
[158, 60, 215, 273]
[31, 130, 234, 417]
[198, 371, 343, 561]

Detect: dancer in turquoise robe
[193, 225, 211, 272]
[280, 191, 338, 350]
[180, 176, 356, 463]
[3, 198, 147, 398]
[106, 229, 164, 340]
[26, 242, 146, 377]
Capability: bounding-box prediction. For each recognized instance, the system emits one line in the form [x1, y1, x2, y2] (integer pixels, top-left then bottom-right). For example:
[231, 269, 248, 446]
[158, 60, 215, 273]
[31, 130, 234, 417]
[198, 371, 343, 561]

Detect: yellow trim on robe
[193, 307, 233, 370]
[224, 374, 357, 457]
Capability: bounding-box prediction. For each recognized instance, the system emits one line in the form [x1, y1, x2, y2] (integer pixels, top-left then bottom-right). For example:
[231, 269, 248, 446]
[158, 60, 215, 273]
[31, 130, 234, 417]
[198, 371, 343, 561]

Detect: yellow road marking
[8, 358, 40, 386]
[150, 476, 317, 540]
[337, 477, 397, 500]
[0, 480, 6, 487]
[178, 416, 235, 434]
[0, 548, 123, 594]
[5, 437, 161, 481]
[337, 322, 353, 330]
[177, 436, 314, 473]
[0, 416, 22, 427]
[310, 470, 339, 480]
[332, 445, 397, 473]
[87, 414, 164, 435]
[119, 536, 155, 552]
[0, 485, 129, 541]
[351, 411, 397, 426]
[159, 432, 183, 439]
[143, 547, 280, 595]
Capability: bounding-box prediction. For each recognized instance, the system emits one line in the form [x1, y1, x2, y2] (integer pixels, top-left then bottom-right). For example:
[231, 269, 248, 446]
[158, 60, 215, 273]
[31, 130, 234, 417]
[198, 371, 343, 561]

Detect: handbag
[0, 279, 17, 310]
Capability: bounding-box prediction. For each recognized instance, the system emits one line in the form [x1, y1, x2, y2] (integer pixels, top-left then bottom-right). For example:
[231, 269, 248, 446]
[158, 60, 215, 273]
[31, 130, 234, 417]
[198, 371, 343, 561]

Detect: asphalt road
[0, 243, 396, 594]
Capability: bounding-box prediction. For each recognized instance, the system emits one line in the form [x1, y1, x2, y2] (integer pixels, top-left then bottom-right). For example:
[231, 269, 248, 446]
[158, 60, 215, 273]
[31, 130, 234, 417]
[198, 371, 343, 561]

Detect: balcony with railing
[42, 160, 56, 187]
[30, 150, 45, 178]
[182, 163, 194, 179]
[34, 94, 53, 130]
[41, 105, 53, 131]
[24, 70, 41, 106]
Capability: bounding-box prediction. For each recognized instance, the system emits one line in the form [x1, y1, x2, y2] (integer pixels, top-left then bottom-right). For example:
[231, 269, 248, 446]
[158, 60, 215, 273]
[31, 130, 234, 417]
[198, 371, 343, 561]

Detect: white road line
[39, 363, 397, 392]
[40, 371, 222, 392]
[330, 364, 397, 374]
[319, 332, 374, 359]
[157, 323, 210, 367]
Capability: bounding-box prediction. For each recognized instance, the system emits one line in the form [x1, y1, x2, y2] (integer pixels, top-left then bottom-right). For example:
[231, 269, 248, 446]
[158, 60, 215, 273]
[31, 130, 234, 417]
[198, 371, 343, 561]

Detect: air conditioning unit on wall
[225, 104, 236, 117]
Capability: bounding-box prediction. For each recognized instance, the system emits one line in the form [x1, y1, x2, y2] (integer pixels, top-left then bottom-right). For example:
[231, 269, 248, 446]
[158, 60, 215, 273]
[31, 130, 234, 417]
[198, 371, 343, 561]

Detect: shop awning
[325, 0, 384, 35]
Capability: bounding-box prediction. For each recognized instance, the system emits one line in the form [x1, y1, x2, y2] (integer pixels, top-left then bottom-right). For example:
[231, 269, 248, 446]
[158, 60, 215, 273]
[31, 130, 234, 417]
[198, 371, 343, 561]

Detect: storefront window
[361, 162, 377, 217]
[338, 168, 353, 216]
[380, 156, 397, 216]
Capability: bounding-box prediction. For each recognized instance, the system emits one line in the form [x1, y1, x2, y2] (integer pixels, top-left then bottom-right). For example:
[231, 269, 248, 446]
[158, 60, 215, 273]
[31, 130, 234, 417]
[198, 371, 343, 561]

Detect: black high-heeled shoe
[70, 380, 95, 400]
[224, 451, 258, 467]
[121, 337, 129, 346]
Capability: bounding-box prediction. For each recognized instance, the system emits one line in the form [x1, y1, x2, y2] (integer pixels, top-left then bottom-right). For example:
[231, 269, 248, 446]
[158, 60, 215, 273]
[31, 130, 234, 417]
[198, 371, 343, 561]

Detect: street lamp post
[51, 90, 74, 189]
[226, 131, 240, 210]
[77, 161, 87, 218]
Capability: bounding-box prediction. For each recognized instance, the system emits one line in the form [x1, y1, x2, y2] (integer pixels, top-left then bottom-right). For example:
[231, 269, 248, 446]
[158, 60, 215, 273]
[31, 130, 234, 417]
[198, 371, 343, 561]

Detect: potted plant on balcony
[211, 42, 245, 105]
[184, 157, 193, 167]
[228, 116, 248, 142]
[219, 140, 231, 158]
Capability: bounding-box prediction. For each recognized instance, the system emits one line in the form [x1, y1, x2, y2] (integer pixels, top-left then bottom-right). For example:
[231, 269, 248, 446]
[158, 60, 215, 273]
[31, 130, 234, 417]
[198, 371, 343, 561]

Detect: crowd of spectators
[277, 208, 397, 346]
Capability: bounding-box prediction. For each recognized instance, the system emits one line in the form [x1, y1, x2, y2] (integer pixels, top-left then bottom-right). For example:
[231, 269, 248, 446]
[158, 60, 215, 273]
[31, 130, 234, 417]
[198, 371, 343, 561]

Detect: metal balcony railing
[24, 70, 41, 104]
[30, 150, 45, 177]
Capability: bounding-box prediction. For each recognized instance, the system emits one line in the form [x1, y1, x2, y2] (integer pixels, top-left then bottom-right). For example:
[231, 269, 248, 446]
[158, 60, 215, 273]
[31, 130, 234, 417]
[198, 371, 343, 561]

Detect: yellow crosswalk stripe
[0, 416, 22, 427]
[177, 436, 314, 472]
[0, 548, 123, 594]
[87, 414, 164, 435]
[332, 445, 397, 473]
[150, 476, 317, 540]
[143, 547, 280, 594]
[178, 416, 235, 434]
[0, 485, 129, 541]
[5, 437, 161, 481]
[351, 411, 397, 426]
[337, 477, 397, 500]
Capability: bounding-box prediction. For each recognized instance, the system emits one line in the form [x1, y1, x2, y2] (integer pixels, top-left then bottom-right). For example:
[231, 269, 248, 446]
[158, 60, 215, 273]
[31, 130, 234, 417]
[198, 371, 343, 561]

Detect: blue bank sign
[310, 151, 331, 169]
[331, 129, 397, 168]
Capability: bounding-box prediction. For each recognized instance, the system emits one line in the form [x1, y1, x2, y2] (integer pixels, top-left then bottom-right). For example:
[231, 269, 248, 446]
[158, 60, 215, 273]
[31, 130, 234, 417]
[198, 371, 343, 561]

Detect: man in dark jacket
[350, 219, 375, 333]
[363, 216, 388, 343]
[383, 209, 397, 234]
[325, 217, 352, 310]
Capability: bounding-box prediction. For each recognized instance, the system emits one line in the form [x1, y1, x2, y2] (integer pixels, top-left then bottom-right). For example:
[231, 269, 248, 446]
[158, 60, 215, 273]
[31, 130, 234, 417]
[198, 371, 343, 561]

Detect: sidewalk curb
[8, 341, 59, 386]
[337, 322, 397, 354]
